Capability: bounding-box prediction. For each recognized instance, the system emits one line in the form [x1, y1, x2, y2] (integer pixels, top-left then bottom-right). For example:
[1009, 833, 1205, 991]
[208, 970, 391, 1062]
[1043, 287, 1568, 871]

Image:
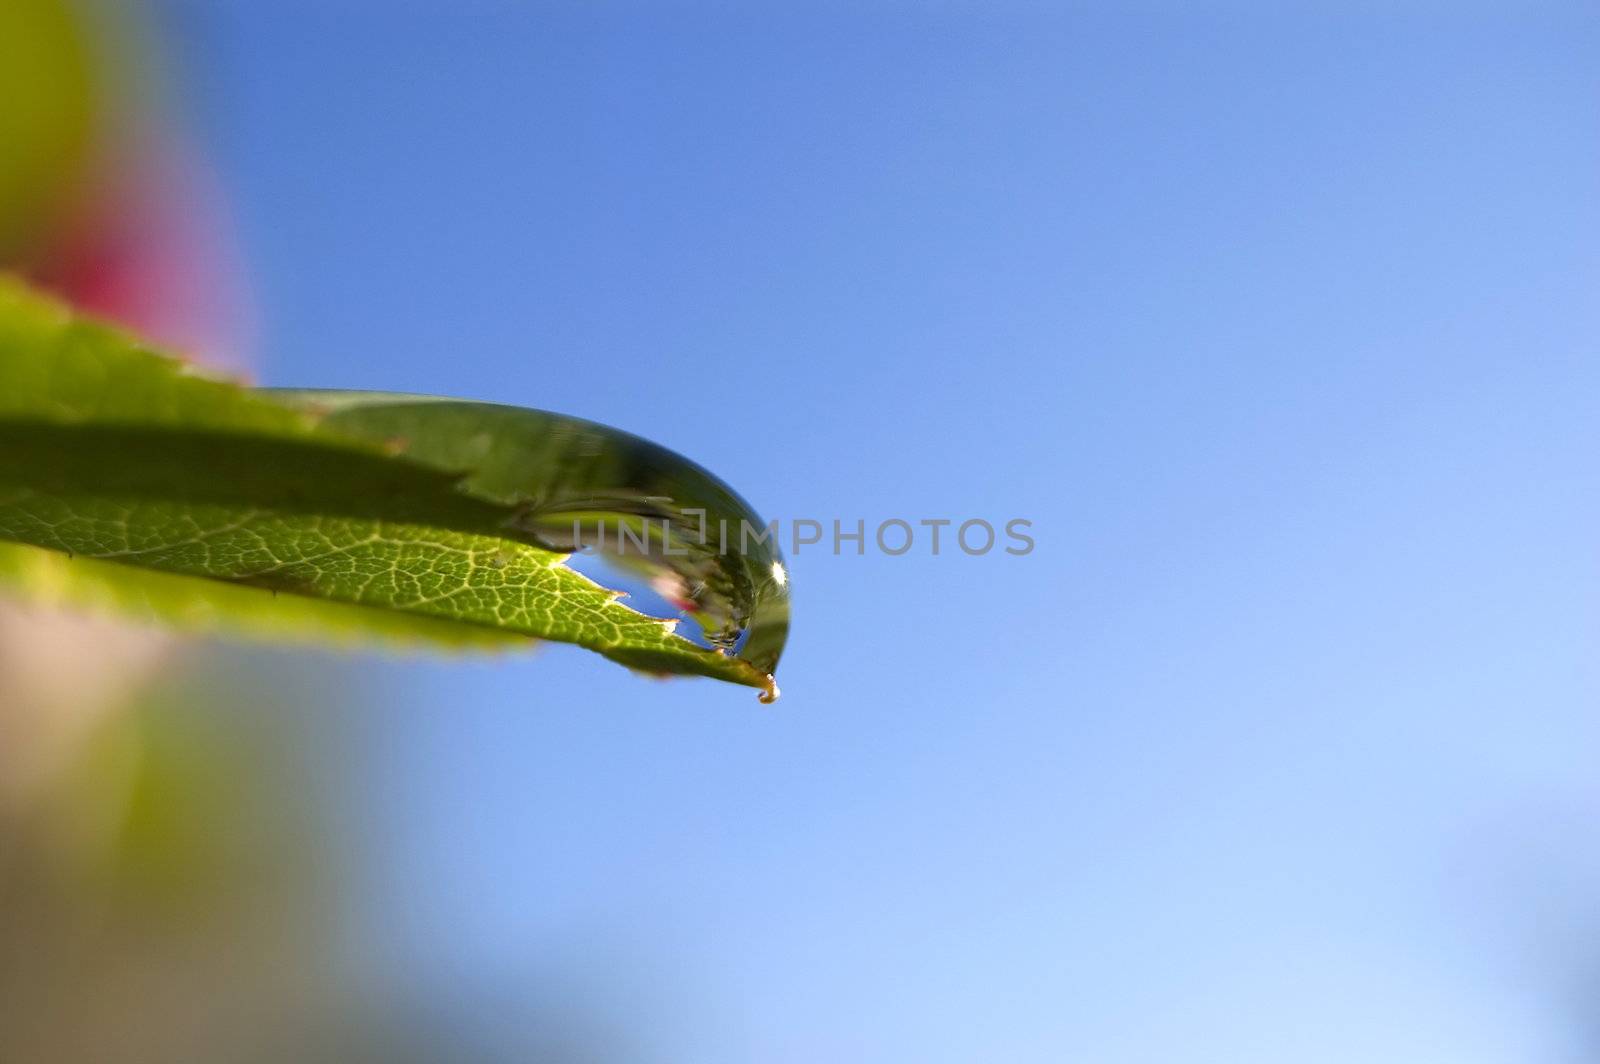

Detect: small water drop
[758, 675, 780, 705]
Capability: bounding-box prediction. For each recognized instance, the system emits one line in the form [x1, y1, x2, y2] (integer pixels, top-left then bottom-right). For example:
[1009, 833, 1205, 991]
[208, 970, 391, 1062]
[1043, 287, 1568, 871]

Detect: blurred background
[1, 1, 1597, 1060]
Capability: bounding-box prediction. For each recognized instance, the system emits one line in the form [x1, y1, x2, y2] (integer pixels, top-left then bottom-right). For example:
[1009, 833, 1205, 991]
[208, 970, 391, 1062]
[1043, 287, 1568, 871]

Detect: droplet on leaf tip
[758, 676, 780, 704]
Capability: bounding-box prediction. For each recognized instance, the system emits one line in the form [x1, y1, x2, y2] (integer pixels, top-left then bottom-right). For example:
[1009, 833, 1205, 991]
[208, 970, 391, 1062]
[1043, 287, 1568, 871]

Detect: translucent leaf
[0, 277, 788, 700]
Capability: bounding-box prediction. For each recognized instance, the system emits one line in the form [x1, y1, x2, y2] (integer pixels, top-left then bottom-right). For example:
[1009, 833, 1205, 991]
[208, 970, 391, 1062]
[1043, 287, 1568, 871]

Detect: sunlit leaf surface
[0, 278, 787, 699]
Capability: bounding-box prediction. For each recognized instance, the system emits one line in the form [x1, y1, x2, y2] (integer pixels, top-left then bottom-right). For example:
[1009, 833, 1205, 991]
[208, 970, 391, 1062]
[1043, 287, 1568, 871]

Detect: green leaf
[0, 277, 788, 700]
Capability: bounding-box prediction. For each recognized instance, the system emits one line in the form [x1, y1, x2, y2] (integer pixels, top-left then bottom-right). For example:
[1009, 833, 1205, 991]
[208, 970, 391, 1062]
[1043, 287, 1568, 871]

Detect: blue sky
[160, 3, 1597, 1060]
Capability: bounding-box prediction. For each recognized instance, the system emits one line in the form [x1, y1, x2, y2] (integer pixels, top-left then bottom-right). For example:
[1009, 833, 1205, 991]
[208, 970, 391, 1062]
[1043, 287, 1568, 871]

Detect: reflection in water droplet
[548, 512, 784, 664]
[580, 550, 755, 664]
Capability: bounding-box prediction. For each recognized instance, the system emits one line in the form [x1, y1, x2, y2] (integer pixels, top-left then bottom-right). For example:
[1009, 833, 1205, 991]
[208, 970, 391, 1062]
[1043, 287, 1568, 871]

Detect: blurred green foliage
[0, 0, 98, 257]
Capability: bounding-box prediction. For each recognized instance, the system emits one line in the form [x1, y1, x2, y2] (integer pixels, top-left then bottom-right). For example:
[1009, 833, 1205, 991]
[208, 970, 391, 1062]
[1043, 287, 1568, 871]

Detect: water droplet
[283, 391, 790, 689]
